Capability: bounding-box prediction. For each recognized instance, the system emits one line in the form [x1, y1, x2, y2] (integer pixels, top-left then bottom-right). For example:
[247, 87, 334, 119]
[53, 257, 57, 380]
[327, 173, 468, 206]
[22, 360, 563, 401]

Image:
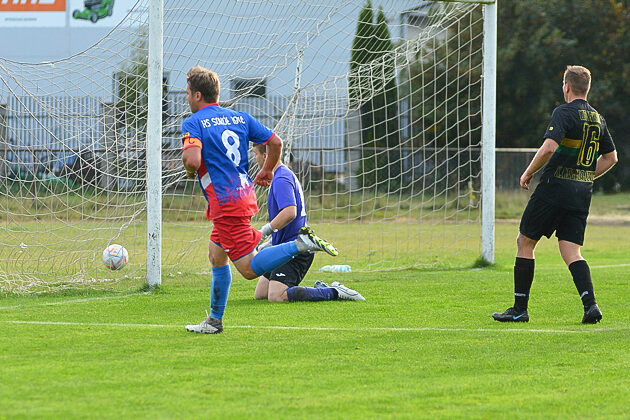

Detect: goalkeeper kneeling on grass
[252, 143, 364, 302]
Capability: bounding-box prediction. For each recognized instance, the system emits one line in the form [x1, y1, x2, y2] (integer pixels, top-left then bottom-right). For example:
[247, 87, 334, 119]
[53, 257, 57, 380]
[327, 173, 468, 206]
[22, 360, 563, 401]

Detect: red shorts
[210, 215, 262, 261]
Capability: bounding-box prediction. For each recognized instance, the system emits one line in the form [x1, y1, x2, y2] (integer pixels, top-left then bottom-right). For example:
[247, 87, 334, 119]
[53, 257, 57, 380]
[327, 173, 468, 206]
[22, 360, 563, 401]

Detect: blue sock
[286, 286, 336, 302]
[250, 241, 299, 276]
[210, 264, 232, 319]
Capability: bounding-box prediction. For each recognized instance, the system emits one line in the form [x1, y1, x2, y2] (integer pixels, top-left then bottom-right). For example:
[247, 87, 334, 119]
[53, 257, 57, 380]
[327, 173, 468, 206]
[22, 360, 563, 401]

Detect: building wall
[0, 0, 417, 99]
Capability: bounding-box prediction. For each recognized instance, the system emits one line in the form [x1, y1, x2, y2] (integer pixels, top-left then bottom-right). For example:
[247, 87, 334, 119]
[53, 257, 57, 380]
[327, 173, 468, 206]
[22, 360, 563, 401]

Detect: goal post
[0, 0, 497, 293]
[153, 0, 498, 275]
[481, 0, 497, 264]
[146, 0, 163, 287]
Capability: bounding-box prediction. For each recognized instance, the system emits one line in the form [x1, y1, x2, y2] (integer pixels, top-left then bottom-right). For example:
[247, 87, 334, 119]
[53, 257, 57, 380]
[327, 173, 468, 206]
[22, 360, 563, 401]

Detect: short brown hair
[186, 66, 220, 103]
[564, 65, 591, 96]
[252, 143, 266, 153]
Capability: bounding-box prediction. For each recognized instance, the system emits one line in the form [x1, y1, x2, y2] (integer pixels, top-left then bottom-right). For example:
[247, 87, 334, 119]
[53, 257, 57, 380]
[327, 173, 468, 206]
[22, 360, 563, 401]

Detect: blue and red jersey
[267, 164, 307, 245]
[181, 103, 274, 220]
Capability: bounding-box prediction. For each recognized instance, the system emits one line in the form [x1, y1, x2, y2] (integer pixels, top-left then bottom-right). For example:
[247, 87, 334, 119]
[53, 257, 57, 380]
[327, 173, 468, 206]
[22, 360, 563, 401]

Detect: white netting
[0, 0, 485, 293]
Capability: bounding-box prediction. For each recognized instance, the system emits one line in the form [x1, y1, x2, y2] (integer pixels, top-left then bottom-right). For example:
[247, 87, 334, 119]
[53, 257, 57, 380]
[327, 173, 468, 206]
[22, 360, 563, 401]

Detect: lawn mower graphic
[72, 0, 115, 23]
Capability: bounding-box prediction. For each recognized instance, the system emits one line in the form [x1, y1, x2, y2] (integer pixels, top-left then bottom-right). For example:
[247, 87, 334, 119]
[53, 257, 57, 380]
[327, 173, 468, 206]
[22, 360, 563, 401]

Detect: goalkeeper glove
[258, 223, 276, 248]
[256, 236, 272, 251]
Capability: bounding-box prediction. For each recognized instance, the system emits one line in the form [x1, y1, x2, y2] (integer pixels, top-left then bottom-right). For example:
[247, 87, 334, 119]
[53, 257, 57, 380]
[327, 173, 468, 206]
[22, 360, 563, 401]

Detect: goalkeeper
[252, 143, 364, 302]
[492, 65, 617, 324]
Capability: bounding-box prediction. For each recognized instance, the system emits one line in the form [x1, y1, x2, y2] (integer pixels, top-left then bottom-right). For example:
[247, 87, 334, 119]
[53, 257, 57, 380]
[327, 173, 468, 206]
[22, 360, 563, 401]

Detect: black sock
[569, 260, 596, 309]
[513, 257, 535, 312]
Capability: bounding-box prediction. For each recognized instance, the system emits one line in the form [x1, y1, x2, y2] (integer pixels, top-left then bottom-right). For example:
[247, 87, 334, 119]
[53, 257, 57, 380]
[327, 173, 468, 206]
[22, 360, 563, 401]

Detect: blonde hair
[564, 65, 591, 96]
[186, 66, 220, 103]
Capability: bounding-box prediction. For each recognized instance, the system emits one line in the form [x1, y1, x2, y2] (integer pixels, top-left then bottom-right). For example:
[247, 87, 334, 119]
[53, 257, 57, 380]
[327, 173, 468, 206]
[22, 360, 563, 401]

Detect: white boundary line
[588, 263, 630, 269]
[1, 320, 628, 334]
[534, 263, 630, 271]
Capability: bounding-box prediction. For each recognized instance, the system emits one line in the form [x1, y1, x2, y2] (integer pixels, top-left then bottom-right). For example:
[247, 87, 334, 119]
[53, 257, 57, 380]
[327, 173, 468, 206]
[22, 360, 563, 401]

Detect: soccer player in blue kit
[251, 143, 364, 302]
[181, 66, 339, 334]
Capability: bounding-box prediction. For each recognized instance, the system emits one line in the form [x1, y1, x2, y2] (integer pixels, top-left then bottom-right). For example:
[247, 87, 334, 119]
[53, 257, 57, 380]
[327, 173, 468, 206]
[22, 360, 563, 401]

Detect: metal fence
[1, 94, 535, 191]
[495, 148, 538, 190]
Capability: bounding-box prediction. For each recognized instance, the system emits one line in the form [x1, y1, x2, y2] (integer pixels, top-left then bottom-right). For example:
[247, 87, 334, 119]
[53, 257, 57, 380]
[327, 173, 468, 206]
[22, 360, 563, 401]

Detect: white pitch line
[1, 320, 628, 334]
[534, 263, 630, 271]
[0, 292, 148, 311]
[588, 263, 630, 269]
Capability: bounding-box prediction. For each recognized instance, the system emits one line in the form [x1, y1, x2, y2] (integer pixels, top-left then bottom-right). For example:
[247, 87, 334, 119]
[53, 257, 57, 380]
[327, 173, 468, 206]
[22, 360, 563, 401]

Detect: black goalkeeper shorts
[519, 194, 588, 246]
[262, 252, 315, 287]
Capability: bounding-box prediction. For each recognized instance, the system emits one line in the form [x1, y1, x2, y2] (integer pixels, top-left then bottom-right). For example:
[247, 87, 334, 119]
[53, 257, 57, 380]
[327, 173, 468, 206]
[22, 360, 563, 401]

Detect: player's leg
[268, 254, 365, 302]
[232, 224, 339, 280]
[557, 212, 601, 324]
[313, 280, 365, 301]
[207, 241, 231, 326]
[248, 226, 339, 276]
[512, 232, 538, 312]
[493, 196, 554, 322]
[212, 215, 273, 280]
[294, 226, 339, 256]
[516, 232, 538, 259]
[263, 254, 333, 302]
[267, 280, 289, 302]
[186, 237, 229, 334]
[287, 254, 365, 302]
[265, 279, 365, 303]
[254, 275, 270, 300]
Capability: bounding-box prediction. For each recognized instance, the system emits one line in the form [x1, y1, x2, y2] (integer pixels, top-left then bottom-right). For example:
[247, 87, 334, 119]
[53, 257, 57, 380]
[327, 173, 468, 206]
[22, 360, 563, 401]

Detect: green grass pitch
[1, 222, 629, 418]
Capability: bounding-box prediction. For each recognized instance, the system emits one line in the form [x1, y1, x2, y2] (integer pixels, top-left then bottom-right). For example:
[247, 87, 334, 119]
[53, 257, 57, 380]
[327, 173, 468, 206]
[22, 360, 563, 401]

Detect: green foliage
[497, 0, 630, 190]
[406, 5, 483, 144]
[395, 4, 483, 199]
[115, 26, 149, 141]
[349, 1, 375, 105]
[349, 2, 400, 192]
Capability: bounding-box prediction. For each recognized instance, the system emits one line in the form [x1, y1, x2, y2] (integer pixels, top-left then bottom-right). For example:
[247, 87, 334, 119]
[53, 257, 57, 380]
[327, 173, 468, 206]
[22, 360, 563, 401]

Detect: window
[230, 77, 266, 98]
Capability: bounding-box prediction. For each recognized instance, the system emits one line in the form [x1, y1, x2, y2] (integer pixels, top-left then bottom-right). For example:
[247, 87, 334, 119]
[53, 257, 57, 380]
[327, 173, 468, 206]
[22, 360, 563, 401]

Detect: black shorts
[519, 194, 588, 245]
[262, 252, 315, 287]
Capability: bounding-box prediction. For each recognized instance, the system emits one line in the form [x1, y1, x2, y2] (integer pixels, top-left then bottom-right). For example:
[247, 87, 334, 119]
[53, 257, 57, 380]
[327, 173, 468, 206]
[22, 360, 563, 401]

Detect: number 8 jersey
[181, 103, 274, 220]
[535, 99, 615, 212]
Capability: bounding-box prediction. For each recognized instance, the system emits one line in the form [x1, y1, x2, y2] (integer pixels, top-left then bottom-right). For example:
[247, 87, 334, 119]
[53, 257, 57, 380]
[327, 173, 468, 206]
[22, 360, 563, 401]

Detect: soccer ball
[102, 244, 128, 270]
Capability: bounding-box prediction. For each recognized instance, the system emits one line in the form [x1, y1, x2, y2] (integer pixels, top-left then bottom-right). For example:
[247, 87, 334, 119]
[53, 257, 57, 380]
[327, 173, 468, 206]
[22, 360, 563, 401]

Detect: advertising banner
[0, 0, 142, 27]
[69, 0, 141, 27]
[0, 0, 66, 27]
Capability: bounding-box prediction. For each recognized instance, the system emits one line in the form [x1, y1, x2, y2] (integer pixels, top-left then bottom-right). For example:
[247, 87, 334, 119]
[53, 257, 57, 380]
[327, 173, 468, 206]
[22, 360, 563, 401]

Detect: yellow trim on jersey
[560, 137, 582, 149]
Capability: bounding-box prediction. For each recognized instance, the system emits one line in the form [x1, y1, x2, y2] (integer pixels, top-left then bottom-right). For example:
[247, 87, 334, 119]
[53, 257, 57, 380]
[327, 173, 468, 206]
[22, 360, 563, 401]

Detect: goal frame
[144, 0, 498, 287]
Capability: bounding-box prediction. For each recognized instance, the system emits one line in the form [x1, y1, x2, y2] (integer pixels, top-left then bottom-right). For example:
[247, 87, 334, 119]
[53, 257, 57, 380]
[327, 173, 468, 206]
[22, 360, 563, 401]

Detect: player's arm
[259, 205, 297, 247]
[594, 150, 618, 179]
[269, 205, 297, 231]
[253, 134, 282, 186]
[182, 141, 202, 178]
[520, 138, 558, 190]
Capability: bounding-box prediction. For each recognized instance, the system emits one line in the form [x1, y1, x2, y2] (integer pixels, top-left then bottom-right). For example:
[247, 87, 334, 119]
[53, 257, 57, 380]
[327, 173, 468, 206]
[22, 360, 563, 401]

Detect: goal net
[0, 0, 489, 293]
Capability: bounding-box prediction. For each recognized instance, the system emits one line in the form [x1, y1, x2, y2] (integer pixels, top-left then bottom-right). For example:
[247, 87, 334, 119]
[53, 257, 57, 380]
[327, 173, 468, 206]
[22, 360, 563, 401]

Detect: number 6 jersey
[181, 103, 274, 220]
[535, 99, 615, 211]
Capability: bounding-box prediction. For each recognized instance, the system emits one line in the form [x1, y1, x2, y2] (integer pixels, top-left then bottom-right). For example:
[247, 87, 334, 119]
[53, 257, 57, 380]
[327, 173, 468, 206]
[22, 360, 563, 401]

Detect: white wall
[0, 0, 417, 99]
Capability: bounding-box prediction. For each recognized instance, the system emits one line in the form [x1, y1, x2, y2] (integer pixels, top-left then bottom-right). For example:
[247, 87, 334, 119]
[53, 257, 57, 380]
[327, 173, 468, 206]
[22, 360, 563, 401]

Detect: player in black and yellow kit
[493, 65, 618, 324]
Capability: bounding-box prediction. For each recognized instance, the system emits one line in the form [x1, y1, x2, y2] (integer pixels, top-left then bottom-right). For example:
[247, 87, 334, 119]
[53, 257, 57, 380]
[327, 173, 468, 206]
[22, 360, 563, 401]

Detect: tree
[349, 1, 399, 191]
[349, 1, 376, 108]
[113, 24, 168, 191]
[496, 0, 630, 191]
[116, 25, 149, 143]
[402, 4, 483, 194]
